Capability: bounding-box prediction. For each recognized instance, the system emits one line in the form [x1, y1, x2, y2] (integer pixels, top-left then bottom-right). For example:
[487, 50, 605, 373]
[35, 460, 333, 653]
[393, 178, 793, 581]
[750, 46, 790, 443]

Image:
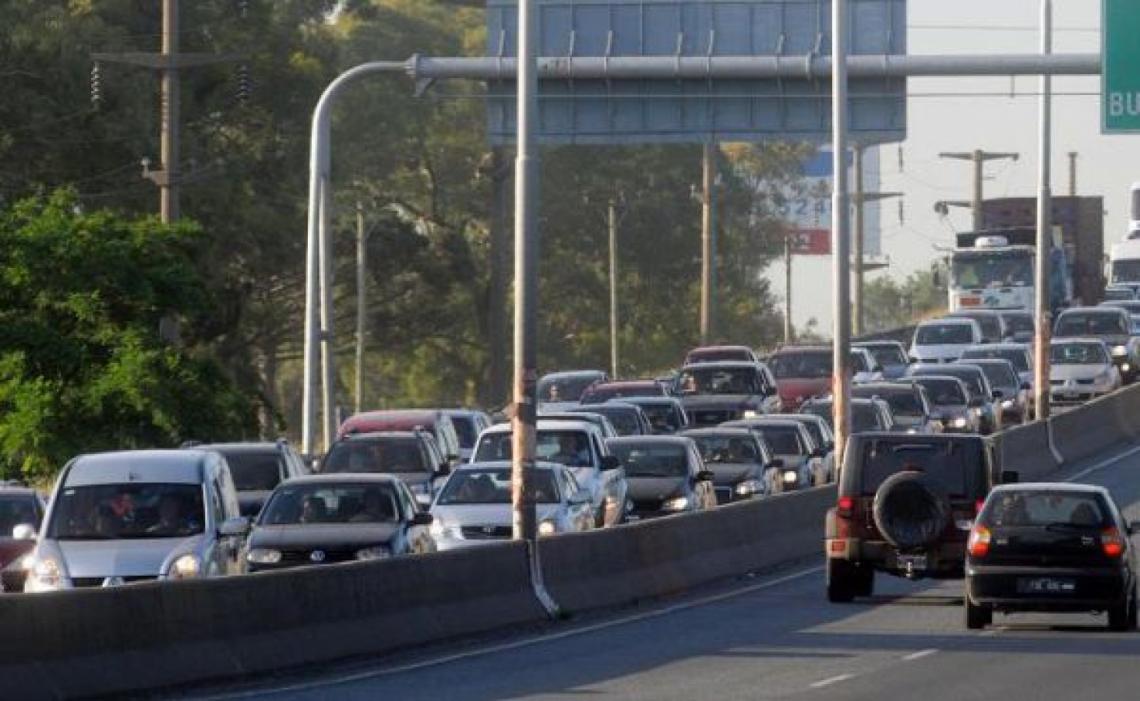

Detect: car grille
[714, 487, 734, 505]
[1076, 379, 1096, 386]
[691, 410, 738, 426]
[72, 576, 157, 588]
[460, 525, 512, 540]
[1050, 380, 1065, 386]
[279, 549, 357, 565]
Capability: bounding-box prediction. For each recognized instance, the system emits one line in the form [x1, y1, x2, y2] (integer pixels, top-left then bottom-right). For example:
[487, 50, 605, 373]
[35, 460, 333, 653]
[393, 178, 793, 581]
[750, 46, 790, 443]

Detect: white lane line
[1065, 443, 1140, 483]
[809, 673, 855, 689]
[198, 565, 824, 700]
[902, 648, 938, 662]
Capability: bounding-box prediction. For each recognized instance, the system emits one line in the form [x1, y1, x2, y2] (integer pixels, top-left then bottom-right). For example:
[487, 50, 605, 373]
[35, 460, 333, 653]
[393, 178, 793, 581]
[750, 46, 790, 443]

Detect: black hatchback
[965, 484, 1136, 631]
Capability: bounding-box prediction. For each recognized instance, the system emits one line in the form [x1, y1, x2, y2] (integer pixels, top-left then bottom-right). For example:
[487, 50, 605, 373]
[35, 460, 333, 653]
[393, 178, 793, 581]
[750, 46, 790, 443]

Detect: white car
[909, 318, 984, 364]
[471, 419, 628, 527]
[1049, 339, 1122, 405]
[430, 462, 594, 550]
[850, 347, 884, 384]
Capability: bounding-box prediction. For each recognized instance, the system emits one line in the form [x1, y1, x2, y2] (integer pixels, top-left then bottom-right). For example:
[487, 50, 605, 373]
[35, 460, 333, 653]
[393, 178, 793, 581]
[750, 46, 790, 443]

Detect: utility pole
[355, 200, 367, 415]
[831, 0, 852, 470]
[852, 146, 903, 337]
[938, 149, 1020, 231]
[488, 147, 511, 407]
[1034, 0, 1054, 422]
[1068, 151, 1078, 196]
[784, 233, 794, 344]
[608, 200, 619, 378]
[700, 144, 718, 345]
[93, 0, 240, 224]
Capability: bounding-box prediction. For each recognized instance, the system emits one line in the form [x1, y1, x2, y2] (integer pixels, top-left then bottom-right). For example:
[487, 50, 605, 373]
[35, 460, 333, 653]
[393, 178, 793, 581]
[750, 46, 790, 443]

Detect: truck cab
[949, 229, 1072, 314]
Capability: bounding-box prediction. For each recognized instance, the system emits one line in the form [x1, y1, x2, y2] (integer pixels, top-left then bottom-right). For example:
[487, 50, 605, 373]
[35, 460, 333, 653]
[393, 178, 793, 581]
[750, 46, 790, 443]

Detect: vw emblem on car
[310, 550, 326, 563]
[101, 576, 125, 587]
[482, 526, 496, 535]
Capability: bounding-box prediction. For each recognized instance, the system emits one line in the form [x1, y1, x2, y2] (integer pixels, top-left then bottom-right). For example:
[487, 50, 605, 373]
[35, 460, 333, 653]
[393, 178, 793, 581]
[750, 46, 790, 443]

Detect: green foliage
[0, 192, 256, 481]
[863, 266, 950, 333]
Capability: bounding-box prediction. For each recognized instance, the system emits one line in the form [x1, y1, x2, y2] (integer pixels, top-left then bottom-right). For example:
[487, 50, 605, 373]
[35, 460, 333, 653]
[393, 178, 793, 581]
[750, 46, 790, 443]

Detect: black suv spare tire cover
[872, 471, 952, 551]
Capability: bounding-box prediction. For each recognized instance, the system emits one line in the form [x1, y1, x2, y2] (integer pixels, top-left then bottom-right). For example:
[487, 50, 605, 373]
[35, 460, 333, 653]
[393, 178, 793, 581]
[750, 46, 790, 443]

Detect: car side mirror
[768, 458, 785, 469]
[812, 448, 826, 458]
[992, 389, 1004, 399]
[600, 455, 622, 471]
[11, 523, 36, 541]
[1001, 470, 1020, 484]
[412, 512, 434, 526]
[695, 470, 715, 482]
[219, 516, 251, 537]
[438, 462, 451, 475]
[1020, 381, 1031, 390]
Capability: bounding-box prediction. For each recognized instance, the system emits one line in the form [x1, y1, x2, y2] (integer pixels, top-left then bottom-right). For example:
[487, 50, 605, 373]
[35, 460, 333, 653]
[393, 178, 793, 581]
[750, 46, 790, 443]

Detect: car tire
[855, 565, 875, 598]
[827, 559, 857, 603]
[1108, 591, 1136, 632]
[873, 471, 952, 551]
[965, 596, 992, 630]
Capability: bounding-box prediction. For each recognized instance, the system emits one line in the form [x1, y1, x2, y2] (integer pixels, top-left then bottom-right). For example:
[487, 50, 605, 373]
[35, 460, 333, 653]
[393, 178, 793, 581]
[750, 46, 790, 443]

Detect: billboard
[786, 149, 882, 257]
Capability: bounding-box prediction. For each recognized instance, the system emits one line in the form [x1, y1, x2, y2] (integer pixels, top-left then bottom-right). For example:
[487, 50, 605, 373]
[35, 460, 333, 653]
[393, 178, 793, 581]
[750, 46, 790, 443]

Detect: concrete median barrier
[1049, 384, 1140, 465]
[0, 542, 546, 700]
[541, 486, 836, 613]
[991, 421, 1059, 482]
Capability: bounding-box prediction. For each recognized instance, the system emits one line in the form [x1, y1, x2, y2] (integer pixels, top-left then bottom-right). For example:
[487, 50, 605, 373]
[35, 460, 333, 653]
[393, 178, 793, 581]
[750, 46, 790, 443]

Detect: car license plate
[897, 554, 927, 571]
[1017, 577, 1076, 594]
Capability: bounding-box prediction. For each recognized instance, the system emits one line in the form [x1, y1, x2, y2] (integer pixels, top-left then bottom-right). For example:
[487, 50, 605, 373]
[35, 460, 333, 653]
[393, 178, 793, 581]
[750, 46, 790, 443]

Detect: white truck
[1108, 182, 1140, 295]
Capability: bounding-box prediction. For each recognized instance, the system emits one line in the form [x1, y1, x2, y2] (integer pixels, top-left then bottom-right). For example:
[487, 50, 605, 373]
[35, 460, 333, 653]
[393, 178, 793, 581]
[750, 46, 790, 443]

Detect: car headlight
[246, 548, 282, 564]
[30, 557, 63, 590]
[538, 520, 558, 536]
[734, 479, 764, 496]
[19, 554, 35, 571]
[742, 409, 761, 419]
[782, 470, 799, 485]
[355, 546, 391, 561]
[430, 520, 462, 539]
[1112, 345, 1128, 358]
[952, 417, 968, 429]
[1001, 399, 1015, 409]
[662, 496, 690, 512]
[168, 554, 201, 580]
[1121, 364, 1131, 374]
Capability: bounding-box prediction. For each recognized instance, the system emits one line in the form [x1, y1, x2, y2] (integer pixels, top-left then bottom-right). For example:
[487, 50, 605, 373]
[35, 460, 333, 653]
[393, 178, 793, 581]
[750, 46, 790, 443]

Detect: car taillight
[974, 499, 985, 515]
[1102, 528, 1126, 558]
[837, 496, 855, 519]
[967, 526, 992, 558]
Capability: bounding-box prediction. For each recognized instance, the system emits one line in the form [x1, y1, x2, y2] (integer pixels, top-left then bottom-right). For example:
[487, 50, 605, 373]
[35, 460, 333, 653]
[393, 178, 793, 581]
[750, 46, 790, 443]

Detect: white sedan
[1049, 339, 1122, 405]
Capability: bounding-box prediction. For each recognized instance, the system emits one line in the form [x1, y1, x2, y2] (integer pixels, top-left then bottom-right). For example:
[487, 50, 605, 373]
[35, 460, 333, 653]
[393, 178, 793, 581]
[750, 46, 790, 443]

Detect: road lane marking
[902, 648, 938, 661]
[1065, 443, 1140, 483]
[197, 565, 824, 699]
[809, 673, 855, 688]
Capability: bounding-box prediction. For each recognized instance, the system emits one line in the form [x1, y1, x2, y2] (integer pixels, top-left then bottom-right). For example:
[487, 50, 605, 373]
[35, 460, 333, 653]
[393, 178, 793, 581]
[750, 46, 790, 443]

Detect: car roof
[582, 402, 641, 412]
[852, 382, 917, 393]
[1059, 306, 1125, 316]
[593, 379, 660, 388]
[455, 460, 563, 472]
[0, 486, 38, 498]
[964, 343, 1028, 352]
[728, 418, 805, 428]
[948, 309, 1002, 317]
[989, 482, 1109, 495]
[1051, 337, 1109, 346]
[680, 427, 757, 438]
[66, 450, 209, 487]
[764, 413, 828, 423]
[771, 345, 830, 355]
[911, 364, 983, 375]
[540, 370, 606, 380]
[337, 431, 423, 441]
[621, 396, 681, 406]
[482, 419, 598, 433]
[688, 345, 753, 353]
[853, 340, 905, 348]
[907, 374, 969, 386]
[918, 317, 976, 327]
[957, 357, 1016, 367]
[279, 473, 404, 487]
[194, 442, 284, 454]
[607, 436, 694, 447]
[680, 361, 761, 371]
[849, 431, 983, 445]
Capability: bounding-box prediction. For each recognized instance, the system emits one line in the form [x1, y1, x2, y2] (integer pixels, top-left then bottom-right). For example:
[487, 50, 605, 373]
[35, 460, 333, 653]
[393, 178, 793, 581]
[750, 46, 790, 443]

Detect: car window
[610, 444, 691, 478]
[970, 363, 1016, 389]
[475, 430, 596, 468]
[916, 379, 967, 406]
[260, 483, 402, 525]
[451, 416, 478, 449]
[768, 351, 831, 379]
[222, 451, 284, 492]
[48, 482, 206, 540]
[324, 437, 430, 474]
[1051, 343, 1108, 365]
[963, 348, 1030, 373]
[539, 375, 600, 402]
[676, 367, 762, 395]
[916, 324, 974, 345]
[436, 469, 559, 505]
[0, 495, 40, 532]
[750, 426, 803, 455]
[856, 440, 985, 498]
[852, 406, 882, 432]
[690, 434, 763, 464]
[1056, 311, 1128, 336]
[866, 346, 908, 367]
[981, 490, 1110, 528]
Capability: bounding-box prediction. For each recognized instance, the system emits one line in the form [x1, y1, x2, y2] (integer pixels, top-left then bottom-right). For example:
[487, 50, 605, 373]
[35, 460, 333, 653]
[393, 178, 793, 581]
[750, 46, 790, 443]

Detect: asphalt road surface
[194, 443, 1140, 701]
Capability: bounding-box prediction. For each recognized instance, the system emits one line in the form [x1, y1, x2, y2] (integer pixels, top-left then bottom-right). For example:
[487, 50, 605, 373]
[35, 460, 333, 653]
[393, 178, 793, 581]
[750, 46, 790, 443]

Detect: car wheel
[826, 559, 857, 603]
[1108, 592, 1135, 632]
[965, 596, 992, 630]
[855, 565, 874, 598]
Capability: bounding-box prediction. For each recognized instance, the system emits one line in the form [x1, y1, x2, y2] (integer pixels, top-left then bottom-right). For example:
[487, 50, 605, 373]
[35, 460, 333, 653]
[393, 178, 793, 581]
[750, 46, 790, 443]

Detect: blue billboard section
[486, 0, 907, 145]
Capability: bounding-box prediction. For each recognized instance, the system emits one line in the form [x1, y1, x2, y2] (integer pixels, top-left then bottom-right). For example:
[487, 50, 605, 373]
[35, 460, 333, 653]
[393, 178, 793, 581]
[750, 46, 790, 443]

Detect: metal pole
[318, 175, 336, 451]
[700, 144, 715, 345]
[160, 0, 180, 223]
[511, 0, 539, 544]
[1034, 0, 1053, 422]
[853, 145, 865, 337]
[784, 233, 794, 344]
[831, 0, 852, 469]
[1068, 151, 1078, 196]
[489, 147, 511, 407]
[355, 200, 366, 415]
[609, 200, 619, 378]
[972, 149, 984, 232]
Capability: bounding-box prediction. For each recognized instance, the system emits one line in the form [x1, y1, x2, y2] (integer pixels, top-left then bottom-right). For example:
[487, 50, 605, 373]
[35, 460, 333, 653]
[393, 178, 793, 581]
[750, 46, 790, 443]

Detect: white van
[909, 318, 984, 364]
[25, 450, 250, 592]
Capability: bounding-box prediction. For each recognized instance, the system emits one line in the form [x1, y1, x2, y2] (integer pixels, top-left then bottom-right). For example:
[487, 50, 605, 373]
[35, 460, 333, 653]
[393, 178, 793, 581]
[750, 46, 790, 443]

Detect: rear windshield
[854, 440, 984, 497]
[853, 389, 922, 417]
[474, 430, 595, 468]
[961, 347, 1029, 373]
[914, 378, 967, 406]
[224, 452, 284, 492]
[578, 406, 640, 435]
[865, 346, 908, 367]
[751, 426, 803, 455]
[324, 437, 428, 474]
[969, 362, 1017, 389]
[450, 416, 478, 448]
[768, 351, 830, 379]
[539, 375, 599, 403]
[852, 405, 883, 432]
[0, 495, 40, 533]
[689, 434, 763, 464]
[436, 469, 559, 505]
[1001, 313, 1034, 335]
[953, 315, 1000, 340]
[913, 367, 984, 398]
[981, 490, 1110, 528]
[581, 384, 661, 403]
[916, 324, 973, 345]
[610, 444, 690, 478]
[1056, 311, 1127, 336]
[632, 402, 684, 433]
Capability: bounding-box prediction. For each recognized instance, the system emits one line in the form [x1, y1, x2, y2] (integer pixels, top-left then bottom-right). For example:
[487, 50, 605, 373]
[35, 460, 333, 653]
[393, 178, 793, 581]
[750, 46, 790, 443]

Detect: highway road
[189, 442, 1140, 701]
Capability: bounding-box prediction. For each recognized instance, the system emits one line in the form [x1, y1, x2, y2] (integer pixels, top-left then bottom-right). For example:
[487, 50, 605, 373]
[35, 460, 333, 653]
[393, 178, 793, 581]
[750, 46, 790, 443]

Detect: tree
[862, 265, 949, 332]
[0, 191, 257, 482]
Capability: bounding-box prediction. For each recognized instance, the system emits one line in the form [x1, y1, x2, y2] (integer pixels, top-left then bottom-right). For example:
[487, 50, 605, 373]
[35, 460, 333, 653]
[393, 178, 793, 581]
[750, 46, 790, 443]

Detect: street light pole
[1034, 0, 1054, 422]
[355, 200, 367, 415]
[700, 144, 717, 345]
[609, 200, 619, 378]
[831, 0, 852, 469]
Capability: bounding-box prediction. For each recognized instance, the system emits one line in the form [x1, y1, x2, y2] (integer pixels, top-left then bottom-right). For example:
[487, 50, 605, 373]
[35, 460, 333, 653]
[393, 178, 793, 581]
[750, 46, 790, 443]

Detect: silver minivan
[24, 450, 250, 592]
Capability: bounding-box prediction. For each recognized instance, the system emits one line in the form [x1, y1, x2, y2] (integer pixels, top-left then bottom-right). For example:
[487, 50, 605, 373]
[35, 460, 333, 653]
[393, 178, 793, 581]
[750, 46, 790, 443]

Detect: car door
[560, 469, 592, 531]
[397, 482, 432, 554]
[689, 445, 715, 510]
[212, 460, 245, 576]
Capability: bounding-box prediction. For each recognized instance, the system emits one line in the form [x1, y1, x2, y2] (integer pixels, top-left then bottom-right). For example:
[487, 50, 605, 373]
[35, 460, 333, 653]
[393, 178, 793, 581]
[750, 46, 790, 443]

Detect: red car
[766, 346, 834, 411]
[0, 486, 45, 593]
[337, 410, 462, 465]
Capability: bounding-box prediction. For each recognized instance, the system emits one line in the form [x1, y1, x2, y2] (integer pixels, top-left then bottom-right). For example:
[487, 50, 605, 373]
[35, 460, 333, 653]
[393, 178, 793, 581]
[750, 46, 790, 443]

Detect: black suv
[824, 432, 1013, 602]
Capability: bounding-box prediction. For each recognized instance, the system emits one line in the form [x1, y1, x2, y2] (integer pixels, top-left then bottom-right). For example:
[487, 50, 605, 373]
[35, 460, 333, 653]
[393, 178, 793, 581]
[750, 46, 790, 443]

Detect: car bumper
[966, 564, 1129, 611]
[826, 538, 967, 578]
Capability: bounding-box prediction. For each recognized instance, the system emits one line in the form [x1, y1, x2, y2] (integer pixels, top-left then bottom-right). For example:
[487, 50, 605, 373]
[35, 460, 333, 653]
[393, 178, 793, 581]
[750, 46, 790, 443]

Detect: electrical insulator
[90, 63, 102, 108]
[236, 64, 250, 105]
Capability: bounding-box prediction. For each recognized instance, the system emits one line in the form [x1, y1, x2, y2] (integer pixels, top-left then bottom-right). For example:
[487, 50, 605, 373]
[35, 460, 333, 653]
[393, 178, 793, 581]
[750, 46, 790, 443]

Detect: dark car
[683, 345, 761, 365]
[947, 309, 1008, 344]
[957, 357, 1028, 425]
[619, 396, 689, 435]
[800, 397, 896, 435]
[245, 474, 434, 572]
[680, 428, 778, 503]
[852, 382, 936, 434]
[579, 380, 669, 404]
[337, 409, 462, 466]
[1053, 306, 1138, 383]
[997, 310, 1035, 343]
[907, 364, 999, 434]
[537, 370, 608, 408]
[569, 402, 652, 436]
[190, 441, 309, 518]
[0, 487, 45, 592]
[322, 430, 450, 508]
[960, 342, 1034, 389]
[825, 433, 1008, 602]
[607, 436, 715, 519]
[909, 376, 979, 434]
[853, 341, 911, 380]
[673, 361, 781, 427]
[965, 484, 1136, 631]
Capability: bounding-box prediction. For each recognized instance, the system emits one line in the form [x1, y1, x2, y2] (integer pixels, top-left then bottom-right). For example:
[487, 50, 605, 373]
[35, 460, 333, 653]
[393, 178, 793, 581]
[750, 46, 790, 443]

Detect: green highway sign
[1104, 0, 1140, 133]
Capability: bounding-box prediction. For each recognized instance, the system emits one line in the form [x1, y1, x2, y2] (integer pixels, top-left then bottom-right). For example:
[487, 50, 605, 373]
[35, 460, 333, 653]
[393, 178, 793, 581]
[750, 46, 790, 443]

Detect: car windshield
[610, 444, 690, 478]
[850, 352, 870, 372]
[800, 403, 833, 428]
[1050, 343, 1107, 365]
[916, 324, 973, 345]
[632, 402, 684, 433]
[676, 367, 761, 395]
[48, 483, 204, 540]
[952, 252, 1033, 288]
[689, 435, 763, 464]
[1104, 288, 1135, 301]
[436, 469, 559, 505]
[915, 368, 984, 398]
[260, 483, 401, 525]
[1001, 313, 1034, 335]
[915, 379, 967, 406]
[982, 491, 1109, 528]
[962, 348, 1029, 373]
[323, 438, 428, 474]
[450, 416, 478, 449]
[856, 440, 982, 497]
[474, 430, 595, 468]
[768, 351, 831, 379]
[865, 346, 908, 367]
[854, 389, 921, 417]
[1111, 259, 1140, 284]
[538, 375, 599, 402]
[750, 426, 803, 455]
[1056, 312, 1128, 336]
[0, 495, 38, 533]
[951, 314, 1001, 341]
[581, 384, 660, 403]
[577, 406, 640, 435]
[852, 405, 883, 432]
[687, 349, 751, 363]
[223, 452, 283, 492]
[970, 363, 1017, 389]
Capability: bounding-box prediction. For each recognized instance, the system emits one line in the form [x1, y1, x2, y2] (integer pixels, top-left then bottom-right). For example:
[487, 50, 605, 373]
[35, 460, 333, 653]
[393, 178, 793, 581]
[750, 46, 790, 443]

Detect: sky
[773, 0, 1137, 333]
